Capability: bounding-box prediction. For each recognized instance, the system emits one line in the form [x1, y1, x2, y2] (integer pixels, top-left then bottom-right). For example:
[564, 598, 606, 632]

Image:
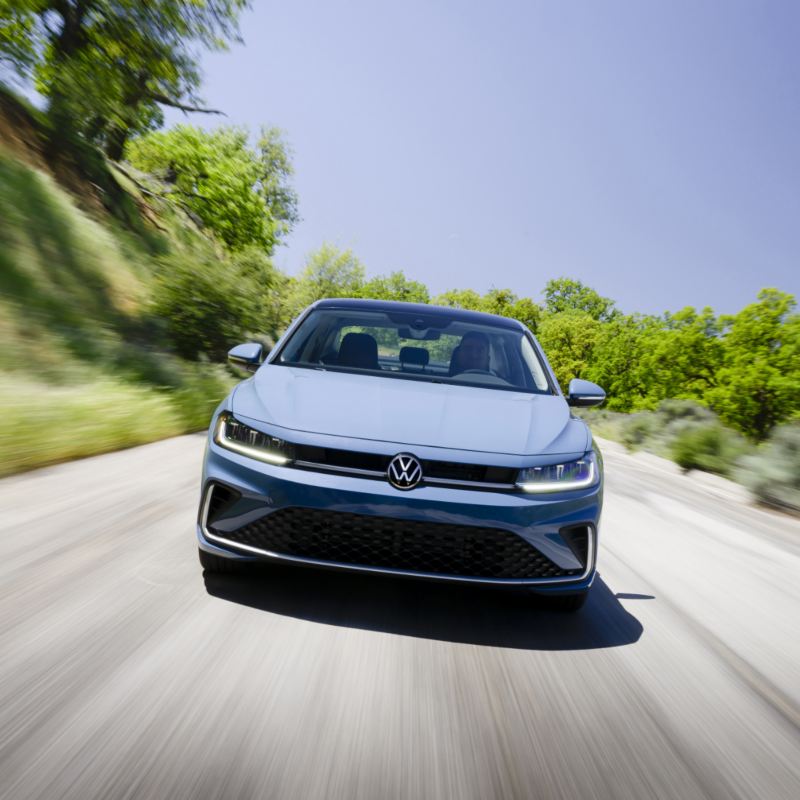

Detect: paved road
[1, 435, 799, 800]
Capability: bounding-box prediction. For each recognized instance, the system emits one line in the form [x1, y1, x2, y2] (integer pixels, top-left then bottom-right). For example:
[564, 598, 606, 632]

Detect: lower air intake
[209, 507, 582, 580]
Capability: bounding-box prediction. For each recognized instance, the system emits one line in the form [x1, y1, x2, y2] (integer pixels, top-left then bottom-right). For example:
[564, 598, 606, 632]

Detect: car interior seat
[399, 346, 429, 372]
[448, 345, 465, 376]
[337, 332, 380, 369]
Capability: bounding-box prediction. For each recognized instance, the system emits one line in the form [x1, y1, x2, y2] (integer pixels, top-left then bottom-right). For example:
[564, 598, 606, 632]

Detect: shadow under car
[203, 564, 643, 651]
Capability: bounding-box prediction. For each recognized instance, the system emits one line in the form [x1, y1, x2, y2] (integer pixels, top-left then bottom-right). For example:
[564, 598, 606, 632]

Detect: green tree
[584, 314, 657, 410]
[151, 251, 266, 362]
[285, 244, 366, 318]
[481, 289, 542, 332]
[537, 311, 602, 391]
[433, 287, 541, 331]
[0, 1, 247, 155]
[507, 297, 541, 333]
[434, 288, 484, 311]
[543, 277, 616, 321]
[637, 307, 721, 407]
[705, 289, 800, 440]
[126, 124, 298, 253]
[360, 271, 429, 303]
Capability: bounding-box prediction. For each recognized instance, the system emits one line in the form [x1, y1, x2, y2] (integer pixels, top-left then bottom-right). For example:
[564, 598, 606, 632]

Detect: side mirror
[567, 378, 606, 408]
[228, 342, 264, 373]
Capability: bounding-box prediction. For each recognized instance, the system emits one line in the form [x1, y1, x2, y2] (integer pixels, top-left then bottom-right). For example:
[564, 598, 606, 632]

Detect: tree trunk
[105, 125, 130, 161]
[46, 1, 91, 152]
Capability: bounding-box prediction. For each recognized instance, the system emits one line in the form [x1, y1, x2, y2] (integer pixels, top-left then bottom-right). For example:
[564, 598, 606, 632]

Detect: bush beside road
[579, 403, 800, 513]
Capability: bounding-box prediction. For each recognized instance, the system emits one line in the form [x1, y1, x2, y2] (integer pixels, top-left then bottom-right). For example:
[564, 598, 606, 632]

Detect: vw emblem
[387, 453, 423, 490]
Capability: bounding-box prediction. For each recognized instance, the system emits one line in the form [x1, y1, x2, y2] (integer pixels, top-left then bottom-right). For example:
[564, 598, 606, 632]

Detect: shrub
[620, 413, 662, 450]
[618, 400, 720, 456]
[573, 408, 627, 442]
[736, 424, 800, 512]
[151, 252, 264, 362]
[169, 364, 232, 429]
[669, 424, 750, 477]
[655, 398, 716, 427]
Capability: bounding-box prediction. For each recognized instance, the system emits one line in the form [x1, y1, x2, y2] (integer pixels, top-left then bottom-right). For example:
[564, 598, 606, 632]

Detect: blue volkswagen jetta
[198, 299, 605, 611]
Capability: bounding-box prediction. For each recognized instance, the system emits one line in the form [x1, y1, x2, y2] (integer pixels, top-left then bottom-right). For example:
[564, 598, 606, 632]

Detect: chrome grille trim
[293, 459, 517, 490]
[424, 476, 517, 490]
[293, 460, 385, 478]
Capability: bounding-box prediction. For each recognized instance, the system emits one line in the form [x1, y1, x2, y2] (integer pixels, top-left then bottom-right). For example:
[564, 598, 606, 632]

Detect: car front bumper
[198, 439, 602, 592]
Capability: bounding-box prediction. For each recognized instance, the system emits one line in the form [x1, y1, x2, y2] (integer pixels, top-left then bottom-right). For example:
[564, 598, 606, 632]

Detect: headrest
[338, 332, 379, 369]
[448, 345, 463, 375]
[399, 346, 429, 367]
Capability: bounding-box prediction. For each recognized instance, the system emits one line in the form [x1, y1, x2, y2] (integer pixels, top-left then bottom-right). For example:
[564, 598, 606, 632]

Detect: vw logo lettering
[387, 453, 423, 490]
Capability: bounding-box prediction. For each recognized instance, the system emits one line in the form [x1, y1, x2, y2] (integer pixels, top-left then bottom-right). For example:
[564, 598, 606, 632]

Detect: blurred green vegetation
[737, 425, 800, 512]
[127, 125, 298, 253]
[1, 0, 799, 506]
[1, 1, 247, 160]
[0, 142, 232, 476]
[577, 404, 800, 512]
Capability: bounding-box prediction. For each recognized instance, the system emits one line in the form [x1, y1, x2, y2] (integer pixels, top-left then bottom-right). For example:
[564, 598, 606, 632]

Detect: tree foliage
[360, 271, 430, 304]
[126, 124, 298, 253]
[151, 248, 271, 362]
[537, 311, 602, 391]
[0, 3, 36, 72]
[434, 287, 540, 331]
[282, 244, 366, 323]
[583, 314, 656, 410]
[704, 289, 800, 440]
[543, 277, 617, 321]
[0, 0, 247, 155]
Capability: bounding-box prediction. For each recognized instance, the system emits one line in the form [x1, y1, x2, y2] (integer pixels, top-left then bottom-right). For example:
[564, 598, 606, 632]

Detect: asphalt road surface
[1, 434, 799, 800]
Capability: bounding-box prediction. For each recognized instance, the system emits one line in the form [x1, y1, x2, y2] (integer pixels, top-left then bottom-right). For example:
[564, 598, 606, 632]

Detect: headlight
[214, 412, 294, 465]
[516, 452, 598, 493]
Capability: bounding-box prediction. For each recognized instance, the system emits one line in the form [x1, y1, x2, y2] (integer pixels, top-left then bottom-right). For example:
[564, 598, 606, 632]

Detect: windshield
[275, 308, 553, 394]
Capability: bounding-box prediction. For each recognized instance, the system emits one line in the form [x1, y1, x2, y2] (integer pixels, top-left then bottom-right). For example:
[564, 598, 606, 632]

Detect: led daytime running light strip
[214, 415, 290, 465]
[517, 460, 596, 493]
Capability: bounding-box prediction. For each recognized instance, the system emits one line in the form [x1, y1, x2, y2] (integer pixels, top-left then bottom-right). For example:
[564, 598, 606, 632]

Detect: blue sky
[165, 0, 799, 315]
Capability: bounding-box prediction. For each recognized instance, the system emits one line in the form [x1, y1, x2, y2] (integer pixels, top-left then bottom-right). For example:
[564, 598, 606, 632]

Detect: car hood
[232, 365, 589, 457]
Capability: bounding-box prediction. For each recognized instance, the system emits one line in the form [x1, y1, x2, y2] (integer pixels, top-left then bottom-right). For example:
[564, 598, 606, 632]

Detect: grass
[0, 380, 183, 476]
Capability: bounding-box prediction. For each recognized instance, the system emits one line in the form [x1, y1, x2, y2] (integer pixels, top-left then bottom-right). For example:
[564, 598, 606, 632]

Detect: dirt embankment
[0, 87, 143, 220]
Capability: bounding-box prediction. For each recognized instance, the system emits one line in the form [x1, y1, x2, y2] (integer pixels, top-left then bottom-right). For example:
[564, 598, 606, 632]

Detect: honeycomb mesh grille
[209, 507, 581, 580]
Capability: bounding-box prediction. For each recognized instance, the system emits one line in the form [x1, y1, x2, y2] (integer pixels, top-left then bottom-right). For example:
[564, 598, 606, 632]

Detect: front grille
[294, 444, 388, 472]
[292, 444, 517, 486]
[421, 460, 517, 484]
[208, 507, 582, 580]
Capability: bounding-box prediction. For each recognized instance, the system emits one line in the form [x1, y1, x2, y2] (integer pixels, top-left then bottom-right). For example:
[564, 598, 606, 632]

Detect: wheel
[198, 547, 242, 574]
[542, 592, 588, 613]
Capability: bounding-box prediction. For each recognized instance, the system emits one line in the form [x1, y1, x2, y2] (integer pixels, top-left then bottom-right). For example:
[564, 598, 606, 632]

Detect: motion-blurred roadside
[0, 1, 798, 512]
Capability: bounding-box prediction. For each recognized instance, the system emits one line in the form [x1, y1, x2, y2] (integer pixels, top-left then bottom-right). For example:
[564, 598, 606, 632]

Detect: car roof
[311, 298, 527, 331]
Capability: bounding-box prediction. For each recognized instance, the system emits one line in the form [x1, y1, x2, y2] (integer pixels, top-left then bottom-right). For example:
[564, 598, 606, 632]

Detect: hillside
[0, 89, 231, 476]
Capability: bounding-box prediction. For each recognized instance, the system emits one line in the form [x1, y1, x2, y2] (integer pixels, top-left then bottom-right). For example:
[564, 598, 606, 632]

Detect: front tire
[199, 548, 242, 574]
